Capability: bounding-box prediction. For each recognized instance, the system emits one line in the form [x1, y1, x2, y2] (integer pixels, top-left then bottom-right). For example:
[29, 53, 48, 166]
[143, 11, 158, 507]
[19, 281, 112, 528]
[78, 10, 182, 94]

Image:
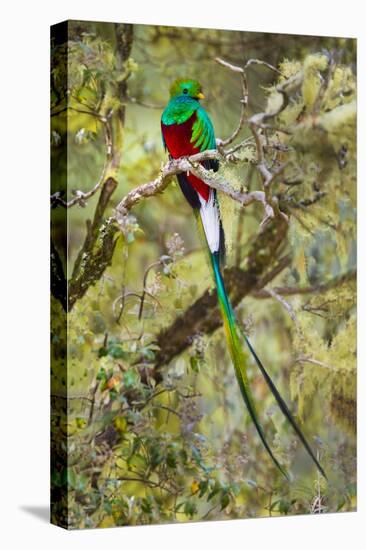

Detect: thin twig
[253, 269, 356, 299]
[295, 356, 335, 370]
[215, 57, 248, 148]
[244, 58, 284, 76]
[127, 94, 165, 109]
[265, 287, 297, 322]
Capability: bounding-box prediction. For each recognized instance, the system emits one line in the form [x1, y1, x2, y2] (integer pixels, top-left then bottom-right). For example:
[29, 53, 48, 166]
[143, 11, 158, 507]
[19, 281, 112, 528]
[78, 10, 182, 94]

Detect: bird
[161, 78, 326, 481]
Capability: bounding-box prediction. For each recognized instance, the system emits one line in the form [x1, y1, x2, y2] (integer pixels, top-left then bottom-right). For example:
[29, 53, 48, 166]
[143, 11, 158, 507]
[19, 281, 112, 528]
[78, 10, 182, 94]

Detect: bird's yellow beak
[196, 92, 205, 100]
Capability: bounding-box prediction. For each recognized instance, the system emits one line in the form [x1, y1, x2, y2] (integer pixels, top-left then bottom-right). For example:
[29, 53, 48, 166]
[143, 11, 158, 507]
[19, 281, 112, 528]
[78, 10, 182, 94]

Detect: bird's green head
[169, 79, 205, 100]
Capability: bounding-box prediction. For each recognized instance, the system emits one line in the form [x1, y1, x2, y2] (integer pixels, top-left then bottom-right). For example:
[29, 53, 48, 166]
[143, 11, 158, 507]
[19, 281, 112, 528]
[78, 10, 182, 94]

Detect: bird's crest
[169, 78, 204, 99]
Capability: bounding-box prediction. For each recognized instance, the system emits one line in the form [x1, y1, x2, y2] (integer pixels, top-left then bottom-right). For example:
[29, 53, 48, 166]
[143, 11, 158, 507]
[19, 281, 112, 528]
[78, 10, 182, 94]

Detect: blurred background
[51, 21, 356, 528]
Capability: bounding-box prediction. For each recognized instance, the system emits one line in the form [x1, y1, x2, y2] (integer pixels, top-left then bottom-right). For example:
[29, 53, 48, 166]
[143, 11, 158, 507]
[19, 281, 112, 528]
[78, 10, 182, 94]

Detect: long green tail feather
[243, 335, 327, 480]
[210, 251, 327, 481]
[193, 209, 326, 479]
[211, 252, 289, 480]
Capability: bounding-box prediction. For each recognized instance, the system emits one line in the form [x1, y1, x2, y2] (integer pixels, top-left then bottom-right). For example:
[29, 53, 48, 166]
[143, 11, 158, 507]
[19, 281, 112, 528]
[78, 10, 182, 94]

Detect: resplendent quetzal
[161, 78, 326, 480]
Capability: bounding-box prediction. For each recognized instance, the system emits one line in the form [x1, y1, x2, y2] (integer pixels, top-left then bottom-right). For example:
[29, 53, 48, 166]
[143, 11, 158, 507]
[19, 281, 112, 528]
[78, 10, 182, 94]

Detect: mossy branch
[68, 178, 119, 310]
[114, 151, 275, 223]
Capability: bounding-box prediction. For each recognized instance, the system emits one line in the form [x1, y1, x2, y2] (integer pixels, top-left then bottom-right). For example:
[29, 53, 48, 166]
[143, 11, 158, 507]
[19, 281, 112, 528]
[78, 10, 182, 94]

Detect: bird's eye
[182, 88, 188, 94]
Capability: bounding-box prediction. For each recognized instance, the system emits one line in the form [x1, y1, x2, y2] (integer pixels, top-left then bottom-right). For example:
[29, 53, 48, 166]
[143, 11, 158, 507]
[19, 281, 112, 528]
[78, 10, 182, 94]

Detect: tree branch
[68, 178, 119, 310]
[264, 287, 298, 322]
[253, 269, 356, 299]
[155, 215, 289, 367]
[114, 151, 275, 224]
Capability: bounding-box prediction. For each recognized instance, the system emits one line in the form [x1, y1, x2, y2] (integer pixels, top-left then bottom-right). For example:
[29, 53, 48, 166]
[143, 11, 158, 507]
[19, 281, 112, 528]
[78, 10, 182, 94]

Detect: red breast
[161, 113, 210, 201]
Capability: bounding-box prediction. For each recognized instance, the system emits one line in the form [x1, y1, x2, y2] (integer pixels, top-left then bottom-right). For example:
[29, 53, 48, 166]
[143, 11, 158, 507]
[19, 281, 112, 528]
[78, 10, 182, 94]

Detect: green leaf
[207, 483, 221, 501]
[230, 482, 241, 497]
[198, 479, 209, 497]
[141, 347, 155, 361]
[141, 497, 153, 514]
[75, 473, 89, 492]
[220, 492, 230, 510]
[98, 347, 108, 358]
[183, 500, 197, 518]
[190, 356, 200, 373]
[108, 344, 128, 359]
[150, 445, 163, 469]
[179, 449, 188, 464]
[51, 471, 62, 487]
[166, 451, 177, 468]
[67, 468, 78, 489]
[278, 499, 291, 514]
[123, 368, 140, 389]
[96, 367, 107, 380]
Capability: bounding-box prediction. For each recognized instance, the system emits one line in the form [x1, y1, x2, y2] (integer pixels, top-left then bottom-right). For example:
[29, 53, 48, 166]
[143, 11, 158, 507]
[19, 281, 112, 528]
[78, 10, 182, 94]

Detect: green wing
[191, 106, 216, 151]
